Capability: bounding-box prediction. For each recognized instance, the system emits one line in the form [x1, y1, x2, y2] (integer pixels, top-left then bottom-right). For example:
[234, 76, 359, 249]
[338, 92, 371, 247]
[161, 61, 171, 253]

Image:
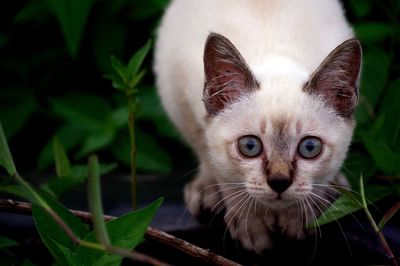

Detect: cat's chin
[253, 194, 299, 210]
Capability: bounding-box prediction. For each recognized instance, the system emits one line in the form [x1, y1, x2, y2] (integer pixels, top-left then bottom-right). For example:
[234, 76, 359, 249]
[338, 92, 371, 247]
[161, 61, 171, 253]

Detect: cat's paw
[184, 175, 221, 217]
[225, 208, 273, 252]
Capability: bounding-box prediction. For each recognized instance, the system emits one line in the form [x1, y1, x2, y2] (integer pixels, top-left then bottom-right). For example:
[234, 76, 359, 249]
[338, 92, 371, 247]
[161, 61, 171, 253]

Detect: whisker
[214, 190, 248, 214]
[302, 197, 319, 265]
[223, 194, 250, 251]
[181, 182, 245, 221]
[312, 183, 360, 195]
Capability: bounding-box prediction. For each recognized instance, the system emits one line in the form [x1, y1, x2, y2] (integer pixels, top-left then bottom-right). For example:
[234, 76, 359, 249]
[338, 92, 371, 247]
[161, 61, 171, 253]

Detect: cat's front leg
[275, 204, 312, 239]
[223, 192, 273, 252]
[184, 164, 222, 217]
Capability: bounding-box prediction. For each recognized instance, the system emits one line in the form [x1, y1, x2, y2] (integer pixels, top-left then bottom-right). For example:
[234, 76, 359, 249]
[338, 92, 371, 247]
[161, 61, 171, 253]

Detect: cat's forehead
[219, 82, 329, 134]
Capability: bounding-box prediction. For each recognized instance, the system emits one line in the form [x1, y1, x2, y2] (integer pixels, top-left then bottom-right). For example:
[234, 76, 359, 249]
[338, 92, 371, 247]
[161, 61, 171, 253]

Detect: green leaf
[137, 87, 180, 140]
[53, 137, 72, 178]
[109, 106, 129, 129]
[126, 0, 169, 20]
[0, 90, 36, 139]
[112, 129, 172, 173]
[348, 0, 373, 18]
[72, 163, 118, 177]
[87, 155, 110, 246]
[354, 22, 392, 43]
[127, 40, 152, 79]
[128, 69, 146, 91]
[313, 185, 393, 227]
[47, 238, 78, 265]
[21, 259, 37, 266]
[49, 93, 112, 130]
[41, 163, 118, 198]
[76, 198, 163, 265]
[362, 137, 400, 174]
[41, 177, 84, 198]
[379, 78, 400, 148]
[37, 124, 85, 171]
[32, 191, 89, 264]
[110, 56, 128, 84]
[14, 0, 48, 23]
[0, 185, 40, 205]
[0, 235, 18, 248]
[0, 33, 8, 47]
[355, 48, 390, 124]
[75, 130, 115, 159]
[93, 14, 125, 73]
[0, 123, 17, 176]
[378, 201, 400, 230]
[343, 151, 377, 186]
[46, 0, 94, 57]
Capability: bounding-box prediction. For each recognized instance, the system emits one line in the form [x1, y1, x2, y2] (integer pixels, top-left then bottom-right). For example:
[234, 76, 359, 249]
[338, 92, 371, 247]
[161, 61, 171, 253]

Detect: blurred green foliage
[345, 0, 400, 183]
[0, 0, 178, 174]
[0, 0, 399, 181]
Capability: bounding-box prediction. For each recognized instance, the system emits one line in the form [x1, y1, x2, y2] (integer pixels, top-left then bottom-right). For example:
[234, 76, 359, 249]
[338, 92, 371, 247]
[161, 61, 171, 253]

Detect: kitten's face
[205, 78, 354, 208]
[202, 33, 361, 209]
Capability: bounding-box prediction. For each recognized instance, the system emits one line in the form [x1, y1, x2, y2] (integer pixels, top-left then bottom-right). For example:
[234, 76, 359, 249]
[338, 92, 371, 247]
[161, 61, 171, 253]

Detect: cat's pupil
[246, 140, 255, 150]
[305, 141, 314, 152]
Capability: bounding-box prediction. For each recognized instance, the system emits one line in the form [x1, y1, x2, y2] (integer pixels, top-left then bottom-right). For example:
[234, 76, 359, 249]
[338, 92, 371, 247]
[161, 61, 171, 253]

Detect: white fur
[154, 0, 355, 251]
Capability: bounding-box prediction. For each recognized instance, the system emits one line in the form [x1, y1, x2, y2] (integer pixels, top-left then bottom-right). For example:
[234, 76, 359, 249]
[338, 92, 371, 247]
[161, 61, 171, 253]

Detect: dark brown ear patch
[203, 33, 259, 116]
[304, 39, 362, 118]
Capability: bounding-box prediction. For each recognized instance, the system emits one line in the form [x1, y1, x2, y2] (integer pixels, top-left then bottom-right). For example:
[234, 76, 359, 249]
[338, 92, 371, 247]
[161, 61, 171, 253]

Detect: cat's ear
[304, 39, 362, 118]
[203, 33, 259, 116]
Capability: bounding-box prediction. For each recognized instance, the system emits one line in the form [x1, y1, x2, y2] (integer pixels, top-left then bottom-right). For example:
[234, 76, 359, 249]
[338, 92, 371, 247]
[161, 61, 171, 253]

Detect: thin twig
[0, 199, 240, 266]
[0, 199, 171, 266]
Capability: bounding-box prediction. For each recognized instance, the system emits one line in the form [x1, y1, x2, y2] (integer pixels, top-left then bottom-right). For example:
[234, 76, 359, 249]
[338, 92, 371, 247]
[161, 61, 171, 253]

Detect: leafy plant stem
[360, 176, 399, 266]
[87, 155, 111, 245]
[128, 102, 137, 210]
[12, 172, 81, 245]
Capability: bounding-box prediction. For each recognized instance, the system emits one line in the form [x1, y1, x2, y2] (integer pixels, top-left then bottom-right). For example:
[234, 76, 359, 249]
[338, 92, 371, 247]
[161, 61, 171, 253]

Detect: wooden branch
[0, 198, 240, 266]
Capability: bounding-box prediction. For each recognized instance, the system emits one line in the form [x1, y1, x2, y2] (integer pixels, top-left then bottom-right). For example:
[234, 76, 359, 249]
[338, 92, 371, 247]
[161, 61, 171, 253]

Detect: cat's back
[154, 0, 353, 145]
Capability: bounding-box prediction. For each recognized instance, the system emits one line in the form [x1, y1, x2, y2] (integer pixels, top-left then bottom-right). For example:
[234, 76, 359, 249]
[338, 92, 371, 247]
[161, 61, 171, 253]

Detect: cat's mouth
[252, 192, 299, 208]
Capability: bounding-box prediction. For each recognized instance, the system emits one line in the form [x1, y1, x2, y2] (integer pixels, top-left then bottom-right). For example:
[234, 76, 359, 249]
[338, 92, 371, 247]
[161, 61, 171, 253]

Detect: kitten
[154, 0, 361, 251]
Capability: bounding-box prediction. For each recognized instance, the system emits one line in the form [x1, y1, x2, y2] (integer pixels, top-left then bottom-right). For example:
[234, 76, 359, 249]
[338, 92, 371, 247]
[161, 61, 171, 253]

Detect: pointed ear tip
[347, 38, 362, 51]
[207, 32, 222, 41]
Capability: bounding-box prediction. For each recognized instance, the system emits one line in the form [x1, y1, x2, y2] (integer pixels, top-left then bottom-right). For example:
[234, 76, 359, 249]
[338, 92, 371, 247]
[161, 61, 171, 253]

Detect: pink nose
[267, 173, 292, 194]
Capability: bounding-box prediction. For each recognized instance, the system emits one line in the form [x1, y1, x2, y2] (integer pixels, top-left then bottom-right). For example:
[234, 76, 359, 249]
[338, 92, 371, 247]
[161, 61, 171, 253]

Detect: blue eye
[298, 137, 322, 159]
[238, 135, 263, 157]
